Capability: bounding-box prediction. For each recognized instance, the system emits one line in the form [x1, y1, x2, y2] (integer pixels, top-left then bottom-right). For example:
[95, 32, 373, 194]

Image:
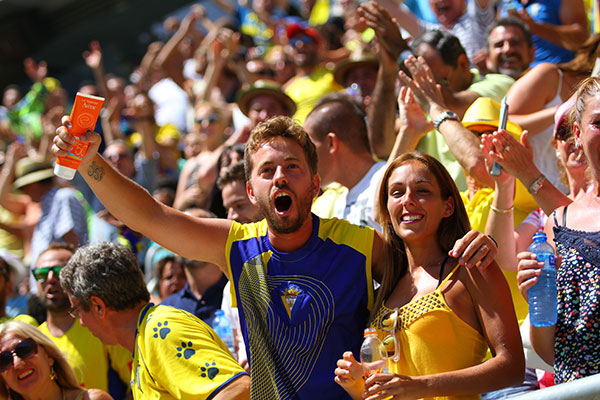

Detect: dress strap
[556, 68, 564, 95]
[552, 205, 568, 227]
[437, 262, 461, 290]
[436, 255, 450, 288]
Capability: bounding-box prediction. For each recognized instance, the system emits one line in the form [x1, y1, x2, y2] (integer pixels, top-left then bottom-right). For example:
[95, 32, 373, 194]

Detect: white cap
[54, 163, 77, 180]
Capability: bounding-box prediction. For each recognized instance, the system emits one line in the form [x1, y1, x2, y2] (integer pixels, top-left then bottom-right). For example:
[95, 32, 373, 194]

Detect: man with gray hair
[60, 242, 250, 400]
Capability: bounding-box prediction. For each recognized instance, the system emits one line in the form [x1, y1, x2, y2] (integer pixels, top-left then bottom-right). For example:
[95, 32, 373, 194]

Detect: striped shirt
[419, 1, 496, 64]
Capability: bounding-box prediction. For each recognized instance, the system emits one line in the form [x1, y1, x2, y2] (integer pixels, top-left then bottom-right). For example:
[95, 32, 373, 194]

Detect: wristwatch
[433, 110, 459, 131]
[528, 174, 546, 194]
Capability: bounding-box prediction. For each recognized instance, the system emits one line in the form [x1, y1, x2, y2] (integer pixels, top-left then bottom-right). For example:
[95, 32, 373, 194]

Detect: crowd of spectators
[0, 0, 600, 398]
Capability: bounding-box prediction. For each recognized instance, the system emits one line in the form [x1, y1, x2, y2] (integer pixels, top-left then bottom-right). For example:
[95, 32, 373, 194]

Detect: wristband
[528, 174, 546, 194]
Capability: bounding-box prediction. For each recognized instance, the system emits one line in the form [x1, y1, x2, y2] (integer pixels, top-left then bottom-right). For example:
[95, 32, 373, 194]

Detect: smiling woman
[335, 152, 524, 400]
[0, 321, 112, 400]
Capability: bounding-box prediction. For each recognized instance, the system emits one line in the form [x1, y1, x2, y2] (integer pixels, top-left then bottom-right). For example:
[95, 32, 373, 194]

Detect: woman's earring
[575, 141, 585, 161]
[50, 365, 57, 381]
[556, 151, 561, 158]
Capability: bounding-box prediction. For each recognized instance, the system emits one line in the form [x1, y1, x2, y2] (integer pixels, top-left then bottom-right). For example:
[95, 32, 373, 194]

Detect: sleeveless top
[529, 68, 567, 194]
[552, 207, 600, 383]
[371, 264, 487, 400]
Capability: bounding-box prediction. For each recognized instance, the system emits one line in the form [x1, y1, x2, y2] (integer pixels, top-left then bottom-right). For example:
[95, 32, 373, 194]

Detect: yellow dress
[371, 265, 487, 400]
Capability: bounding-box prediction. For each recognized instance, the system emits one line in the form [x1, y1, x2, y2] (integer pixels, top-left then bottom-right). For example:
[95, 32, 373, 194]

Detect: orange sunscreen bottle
[54, 92, 104, 180]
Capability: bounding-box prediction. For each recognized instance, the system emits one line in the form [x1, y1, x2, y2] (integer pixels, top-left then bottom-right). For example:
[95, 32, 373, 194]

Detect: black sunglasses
[0, 338, 38, 372]
[555, 124, 572, 142]
[32, 265, 64, 283]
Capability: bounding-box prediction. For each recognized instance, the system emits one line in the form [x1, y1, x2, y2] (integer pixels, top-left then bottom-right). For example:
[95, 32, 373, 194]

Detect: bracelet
[490, 204, 513, 213]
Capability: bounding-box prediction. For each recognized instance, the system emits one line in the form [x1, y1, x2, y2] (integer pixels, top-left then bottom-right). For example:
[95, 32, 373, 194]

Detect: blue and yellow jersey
[131, 304, 247, 399]
[226, 214, 375, 399]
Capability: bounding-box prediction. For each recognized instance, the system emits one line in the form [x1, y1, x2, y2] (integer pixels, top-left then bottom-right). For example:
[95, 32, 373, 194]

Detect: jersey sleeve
[143, 308, 247, 399]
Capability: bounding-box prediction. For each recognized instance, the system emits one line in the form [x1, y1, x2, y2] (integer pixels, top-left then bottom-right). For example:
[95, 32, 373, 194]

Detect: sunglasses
[555, 124, 572, 142]
[32, 265, 64, 283]
[0, 338, 38, 372]
[378, 308, 400, 362]
[290, 35, 315, 47]
[195, 114, 220, 125]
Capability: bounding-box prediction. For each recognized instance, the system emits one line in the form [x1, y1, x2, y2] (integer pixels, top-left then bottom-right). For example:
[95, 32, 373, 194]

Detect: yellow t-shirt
[311, 183, 348, 219]
[39, 319, 112, 390]
[460, 184, 537, 328]
[284, 66, 342, 124]
[131, 304, 247, 399]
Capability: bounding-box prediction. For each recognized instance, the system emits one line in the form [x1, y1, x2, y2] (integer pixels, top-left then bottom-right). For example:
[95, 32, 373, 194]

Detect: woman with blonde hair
[0, 321, 112, 400]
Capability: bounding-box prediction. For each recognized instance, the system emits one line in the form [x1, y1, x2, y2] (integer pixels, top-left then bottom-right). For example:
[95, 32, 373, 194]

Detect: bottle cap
[363, 327, 377, 336]
[54, 164, 76, 180]
[532, 232, 547, 242]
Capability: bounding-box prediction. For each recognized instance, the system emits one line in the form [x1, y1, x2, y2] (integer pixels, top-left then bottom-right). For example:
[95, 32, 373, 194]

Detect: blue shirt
[161, 277, 228, 326]
[500, 0, 574, 65]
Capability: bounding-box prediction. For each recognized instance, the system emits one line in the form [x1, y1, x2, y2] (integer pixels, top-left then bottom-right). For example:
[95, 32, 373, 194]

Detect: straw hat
[236, 80, 297, 117]
[13, 157, 54, 189]
[462, 97, 522, 140]
[333, 50, 379, 87]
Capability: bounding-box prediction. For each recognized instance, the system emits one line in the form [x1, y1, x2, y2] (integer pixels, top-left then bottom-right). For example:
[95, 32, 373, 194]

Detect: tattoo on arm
[87, 161, 105, 181]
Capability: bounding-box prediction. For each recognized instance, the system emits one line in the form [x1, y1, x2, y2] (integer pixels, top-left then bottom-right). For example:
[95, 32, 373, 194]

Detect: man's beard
[40, 293, 71, 313]
[256, 189, 312, 234]
[497, 54, 525, 79]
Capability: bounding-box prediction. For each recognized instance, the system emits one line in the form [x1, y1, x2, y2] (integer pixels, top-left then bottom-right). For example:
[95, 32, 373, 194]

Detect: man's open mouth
[274, 193, 292, 214]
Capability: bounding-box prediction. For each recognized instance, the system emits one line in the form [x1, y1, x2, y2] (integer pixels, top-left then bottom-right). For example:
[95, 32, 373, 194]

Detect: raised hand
[358, 1, 408, 59]
[82, 41, 103, 70]
[397, 86, 433, 139]
[398, 56, 445, 115]
[23, 58, 48, 83]
[480, 129, 538, 181]
[53, 116, 102, 171]
[479, 130, 514, 186]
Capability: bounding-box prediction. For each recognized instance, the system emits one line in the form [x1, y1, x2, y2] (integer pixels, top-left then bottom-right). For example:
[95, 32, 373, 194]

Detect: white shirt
[333, 161, 386, 232]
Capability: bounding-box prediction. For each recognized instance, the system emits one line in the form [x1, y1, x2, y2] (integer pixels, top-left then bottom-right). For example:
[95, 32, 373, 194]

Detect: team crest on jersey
[280, 283, 304, 319]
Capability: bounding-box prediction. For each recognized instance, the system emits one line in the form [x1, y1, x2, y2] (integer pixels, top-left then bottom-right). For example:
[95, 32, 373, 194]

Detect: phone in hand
[490, 96, 509, 176]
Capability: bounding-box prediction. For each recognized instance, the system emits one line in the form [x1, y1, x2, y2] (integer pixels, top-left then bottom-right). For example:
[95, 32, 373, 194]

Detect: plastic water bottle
[527, 232, 558, 327]
[360, 328, 387, 378]
[212, 310, 237, 359]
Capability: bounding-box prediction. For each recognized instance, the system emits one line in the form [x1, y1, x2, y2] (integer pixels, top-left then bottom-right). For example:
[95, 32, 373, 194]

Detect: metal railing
[511, 373, 600, 400]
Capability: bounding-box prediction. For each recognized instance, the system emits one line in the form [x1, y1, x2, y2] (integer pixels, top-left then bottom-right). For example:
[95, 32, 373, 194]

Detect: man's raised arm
[53, 117, 232, 272]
